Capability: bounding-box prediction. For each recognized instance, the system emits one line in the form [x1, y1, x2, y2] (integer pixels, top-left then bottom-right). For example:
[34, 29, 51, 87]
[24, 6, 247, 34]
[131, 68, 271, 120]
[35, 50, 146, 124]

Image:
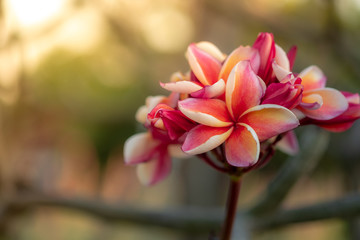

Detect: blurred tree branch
[0, 192, 222, 234]
[253, 193, 360, 231]
[2, 191, 360, 234]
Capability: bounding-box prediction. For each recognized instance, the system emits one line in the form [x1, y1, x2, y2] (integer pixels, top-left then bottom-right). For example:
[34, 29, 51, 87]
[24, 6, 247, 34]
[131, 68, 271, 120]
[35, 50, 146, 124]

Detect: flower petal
[300, 93, 323, 110]
[145, 95, 167, 112]
[274, 44, 290, 72]
[287, 45, 297, 70]
[160, 81, 203, 94]
[252, 32, 275, 83]
[312, 102, 360, 132]
[292, 108, 306, 120]
[196, 41, 226, 61]
[160, 110, 196, 140]
[148, 103, 174, 120]
[272, 61, 292, 81]
[342, 91, 360, 104]
[178, 98, 233, 127]
[298, 66, 327, 91]
[135, 105, 148, 124]
[168, 144, 189, 158]
[186, 43, 222, 86]
[225, 123, 260, 167]
[190, 79, 226, 99]
[169, 71, 188, 82]
[240, 104, 300, 142]
[219, 46, 260, 82]
[272, 45, 293, 82]
[182, 125, 233, 155]
[276, 130, 299, 155]
[124, 132, 160, 165]
[165, 92, 181, 108]
[262, 81, 303, 109]
[136, 146, 171, 186]
[226, 61, 264, 120]
[300, 88, 348, 120]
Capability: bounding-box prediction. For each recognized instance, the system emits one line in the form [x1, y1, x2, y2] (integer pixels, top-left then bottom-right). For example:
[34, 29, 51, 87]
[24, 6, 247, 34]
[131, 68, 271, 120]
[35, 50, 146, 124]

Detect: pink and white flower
[296, 66, 348, 120]
[303, 91, 360, 132]
[124, 32, 360, 185]
[124, 94, 193, 186]
[161, 42, 260, 99]
[273, 62, 348, 121]
[261, 74, 303, 109]
[178, 61, 299, 167]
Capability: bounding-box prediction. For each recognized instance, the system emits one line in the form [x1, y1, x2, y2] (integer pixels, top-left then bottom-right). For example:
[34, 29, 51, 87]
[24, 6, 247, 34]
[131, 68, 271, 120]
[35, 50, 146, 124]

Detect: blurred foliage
[29, 49, 145, 167]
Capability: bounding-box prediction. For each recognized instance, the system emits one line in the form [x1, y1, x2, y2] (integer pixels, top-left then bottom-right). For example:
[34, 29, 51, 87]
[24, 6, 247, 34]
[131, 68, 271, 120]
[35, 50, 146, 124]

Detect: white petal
[196, 41, 226, 61]
[124, 132, 160, 164]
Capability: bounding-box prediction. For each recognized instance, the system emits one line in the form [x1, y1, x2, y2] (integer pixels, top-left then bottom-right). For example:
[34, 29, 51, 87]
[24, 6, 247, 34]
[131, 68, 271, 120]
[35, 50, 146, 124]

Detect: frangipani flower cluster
[124, 33, 360, 185]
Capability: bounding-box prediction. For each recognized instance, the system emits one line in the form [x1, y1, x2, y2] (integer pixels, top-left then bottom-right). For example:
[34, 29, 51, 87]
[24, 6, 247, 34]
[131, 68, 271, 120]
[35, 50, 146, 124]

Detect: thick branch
[2, 191, 360, 233]
[0, 193, 222, 233]
[249, 128, 330, 215]
[253, 193, 360, 231]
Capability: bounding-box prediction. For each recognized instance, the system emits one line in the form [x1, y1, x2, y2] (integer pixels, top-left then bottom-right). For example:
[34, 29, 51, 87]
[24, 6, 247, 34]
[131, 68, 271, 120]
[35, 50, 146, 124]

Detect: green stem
[221, 177, 242, 240]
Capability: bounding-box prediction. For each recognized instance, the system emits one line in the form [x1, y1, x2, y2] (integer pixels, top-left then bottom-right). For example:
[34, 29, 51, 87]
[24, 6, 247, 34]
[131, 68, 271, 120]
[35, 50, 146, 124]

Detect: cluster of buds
[124, 33, 360, 185]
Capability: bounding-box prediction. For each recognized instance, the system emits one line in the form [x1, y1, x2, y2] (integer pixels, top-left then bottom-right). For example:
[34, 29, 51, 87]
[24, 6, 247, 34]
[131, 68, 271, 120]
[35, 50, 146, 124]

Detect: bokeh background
[0, 0, 360, 239]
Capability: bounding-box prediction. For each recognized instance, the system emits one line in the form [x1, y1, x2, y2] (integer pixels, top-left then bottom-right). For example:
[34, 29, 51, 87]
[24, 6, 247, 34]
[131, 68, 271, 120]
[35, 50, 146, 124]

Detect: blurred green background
[0, 0, 360, 239]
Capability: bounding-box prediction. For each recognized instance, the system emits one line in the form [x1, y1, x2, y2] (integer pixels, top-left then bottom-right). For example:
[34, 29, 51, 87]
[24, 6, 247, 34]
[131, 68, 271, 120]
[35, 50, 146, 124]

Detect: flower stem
[198, 153, 229, 173]
[221, 176, 242, 240]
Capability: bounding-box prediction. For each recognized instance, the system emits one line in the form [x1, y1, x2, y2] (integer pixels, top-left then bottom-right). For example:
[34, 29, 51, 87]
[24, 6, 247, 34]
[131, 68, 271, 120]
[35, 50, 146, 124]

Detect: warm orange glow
[8, 0, 65, 27]
[141, 8, 194, 53]
[0, 47, 21, 104]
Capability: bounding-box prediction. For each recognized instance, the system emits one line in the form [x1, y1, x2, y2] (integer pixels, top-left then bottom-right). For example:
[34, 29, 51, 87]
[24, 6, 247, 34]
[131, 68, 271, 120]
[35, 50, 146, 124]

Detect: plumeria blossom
[252, 32, 275, 83]
[272, 57, 356, 154]
[124, 94, 193, 185]
[161, 41, 260, 99]
[178, 61, 299, 167]
[160, 42, 226, 99]
[124, 132, 172, 186]
[124, 32, 360, 186]
[273, 62, 348, 121]
[253, 32, 298, 85]
[296, 66, 348, 120]
[161, 33, 290, 99]
[123, 31, 360, 240]
[261, 74, 303, 109]
[302, 91, 360, 132]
